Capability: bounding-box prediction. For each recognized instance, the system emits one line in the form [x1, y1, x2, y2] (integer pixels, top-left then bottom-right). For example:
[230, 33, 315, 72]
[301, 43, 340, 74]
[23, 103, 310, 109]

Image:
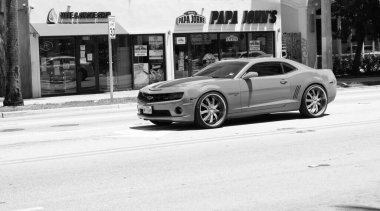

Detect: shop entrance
[76, 36, 98, 93]
[75, 36, 111, 94]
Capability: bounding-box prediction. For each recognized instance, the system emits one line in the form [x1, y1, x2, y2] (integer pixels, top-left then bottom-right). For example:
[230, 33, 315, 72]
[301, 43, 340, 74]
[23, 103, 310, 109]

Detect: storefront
[173, 31, 275, 78]
[28, 0, 282, 97]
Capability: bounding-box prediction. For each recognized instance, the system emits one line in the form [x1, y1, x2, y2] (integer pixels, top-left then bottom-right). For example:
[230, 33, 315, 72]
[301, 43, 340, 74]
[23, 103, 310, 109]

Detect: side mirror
[242, 72, 258, 80]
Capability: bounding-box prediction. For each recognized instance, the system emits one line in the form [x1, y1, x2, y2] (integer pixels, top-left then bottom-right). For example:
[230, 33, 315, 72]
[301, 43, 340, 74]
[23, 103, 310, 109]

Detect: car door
[240, 62, 290, 112]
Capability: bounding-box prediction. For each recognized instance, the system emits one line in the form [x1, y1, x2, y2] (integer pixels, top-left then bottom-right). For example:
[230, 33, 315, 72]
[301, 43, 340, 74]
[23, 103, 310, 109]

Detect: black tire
[299, 84, 328, 118]
[195, 92, 227, 129]
[78, 69, 87, 81]
[150, 120, 172, 126]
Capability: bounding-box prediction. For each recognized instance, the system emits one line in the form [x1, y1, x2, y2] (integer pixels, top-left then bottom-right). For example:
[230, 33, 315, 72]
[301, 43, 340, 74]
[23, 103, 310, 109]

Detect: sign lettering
[242, 10, 277, 24]
[58, 11, 111, 24]
[176, 11, 205, 25]
[209, 11, 238, 24]
[210, 10, 277, 24]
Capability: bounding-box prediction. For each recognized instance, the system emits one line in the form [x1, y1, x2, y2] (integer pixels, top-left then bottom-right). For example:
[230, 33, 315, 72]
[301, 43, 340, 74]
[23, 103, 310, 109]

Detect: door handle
[280, 79, 288, 85]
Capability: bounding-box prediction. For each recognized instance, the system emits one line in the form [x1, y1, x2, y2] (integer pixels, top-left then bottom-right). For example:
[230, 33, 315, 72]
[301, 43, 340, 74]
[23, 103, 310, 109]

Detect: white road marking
[11, 207, 44, 211]
[109, 128, 172, 138]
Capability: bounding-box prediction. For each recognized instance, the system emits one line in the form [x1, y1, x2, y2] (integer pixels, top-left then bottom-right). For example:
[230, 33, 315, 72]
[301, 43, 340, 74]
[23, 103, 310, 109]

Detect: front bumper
[137, 99, 196, 123]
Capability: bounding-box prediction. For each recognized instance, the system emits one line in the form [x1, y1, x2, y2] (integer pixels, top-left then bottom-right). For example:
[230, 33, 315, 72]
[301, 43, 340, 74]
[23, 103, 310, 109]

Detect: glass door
[76, 36, 98, 93]
[173, 34, 191, 79]
[97, 36, 111, 92]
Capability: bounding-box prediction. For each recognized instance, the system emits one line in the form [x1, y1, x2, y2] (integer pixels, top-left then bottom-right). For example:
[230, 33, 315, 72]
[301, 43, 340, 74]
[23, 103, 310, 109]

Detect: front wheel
[195, 92, 227, 129]
[299, 84, 328, 118]
[150, 120, 172, 126]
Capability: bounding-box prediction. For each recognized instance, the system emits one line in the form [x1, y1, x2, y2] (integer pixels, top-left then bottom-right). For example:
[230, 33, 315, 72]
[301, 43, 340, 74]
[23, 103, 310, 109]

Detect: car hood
[143, 76, 226, 92]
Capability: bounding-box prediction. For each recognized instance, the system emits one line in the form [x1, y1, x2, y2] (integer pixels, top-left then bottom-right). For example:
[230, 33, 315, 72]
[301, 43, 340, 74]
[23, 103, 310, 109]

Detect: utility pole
[3, 0, 24, 106]
[321, 0, 333, 70]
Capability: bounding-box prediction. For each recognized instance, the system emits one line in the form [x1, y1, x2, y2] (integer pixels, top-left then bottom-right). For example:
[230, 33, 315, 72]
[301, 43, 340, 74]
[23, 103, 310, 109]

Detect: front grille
[138, 92, 183, 103]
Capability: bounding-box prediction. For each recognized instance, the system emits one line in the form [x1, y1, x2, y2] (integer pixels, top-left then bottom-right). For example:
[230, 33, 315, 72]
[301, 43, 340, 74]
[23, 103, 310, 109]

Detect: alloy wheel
[196, 92, 227, 128]
[300, 85, 328, 117]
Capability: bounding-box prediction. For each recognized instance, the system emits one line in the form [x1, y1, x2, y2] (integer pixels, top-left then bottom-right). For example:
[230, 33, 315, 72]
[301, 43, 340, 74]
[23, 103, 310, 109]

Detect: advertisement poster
[133, 63, 149, 88]
[191, 34, 211, 45]
[149, 50, 164, 60]
[178, 51, 185, 71]
[149, 36, 163, 49]
[80, 58, 87, 64]
[250, 40, 261, 51]
[149, 36, 164, 60]
[149, 63, 165, 83]
[87, 53, 93, 61]
[134, 45, 148, 57]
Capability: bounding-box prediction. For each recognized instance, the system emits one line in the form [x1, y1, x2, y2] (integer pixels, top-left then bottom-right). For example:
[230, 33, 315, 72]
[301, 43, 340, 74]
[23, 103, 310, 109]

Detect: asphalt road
[1, 86, 380, 211]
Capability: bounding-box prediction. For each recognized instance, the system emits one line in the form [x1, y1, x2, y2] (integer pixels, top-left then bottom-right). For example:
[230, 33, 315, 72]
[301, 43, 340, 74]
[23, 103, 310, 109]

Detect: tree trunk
[0, 31, 5, 97]
[3, 0, 23, 106]
[352, 27, 365, 75]
[0, 1, 6, 97]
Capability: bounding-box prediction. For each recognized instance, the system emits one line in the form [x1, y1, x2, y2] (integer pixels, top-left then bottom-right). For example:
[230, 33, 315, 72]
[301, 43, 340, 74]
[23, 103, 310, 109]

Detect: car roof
[217, 57, 314, 70]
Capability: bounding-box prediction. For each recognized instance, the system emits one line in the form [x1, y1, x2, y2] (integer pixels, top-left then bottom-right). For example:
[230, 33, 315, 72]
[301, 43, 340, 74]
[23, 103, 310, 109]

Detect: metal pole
[108, 36, 113, 102]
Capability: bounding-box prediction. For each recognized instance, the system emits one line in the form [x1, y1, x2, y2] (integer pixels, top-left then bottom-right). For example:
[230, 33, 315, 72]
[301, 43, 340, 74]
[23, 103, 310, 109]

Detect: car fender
[188, 80, 241, 114]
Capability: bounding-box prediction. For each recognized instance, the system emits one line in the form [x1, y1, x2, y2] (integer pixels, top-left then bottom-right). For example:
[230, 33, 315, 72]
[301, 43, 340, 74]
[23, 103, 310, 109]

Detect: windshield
[193, 61, 248, 78]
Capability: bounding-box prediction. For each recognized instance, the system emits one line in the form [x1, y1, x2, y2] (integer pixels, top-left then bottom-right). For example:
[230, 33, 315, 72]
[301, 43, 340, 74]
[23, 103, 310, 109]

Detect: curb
[1, 102, 137, 118]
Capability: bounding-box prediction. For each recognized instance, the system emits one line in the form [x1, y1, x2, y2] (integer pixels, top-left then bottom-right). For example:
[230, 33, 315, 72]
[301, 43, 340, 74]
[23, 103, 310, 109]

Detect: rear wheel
[150, 120, 172, 126]
[299, 84, 328, 118]
[195, 92, 227, 129]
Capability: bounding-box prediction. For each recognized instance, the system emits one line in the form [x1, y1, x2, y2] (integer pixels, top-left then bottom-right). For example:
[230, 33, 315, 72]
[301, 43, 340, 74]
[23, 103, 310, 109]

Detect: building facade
[23, 0, 330, 98]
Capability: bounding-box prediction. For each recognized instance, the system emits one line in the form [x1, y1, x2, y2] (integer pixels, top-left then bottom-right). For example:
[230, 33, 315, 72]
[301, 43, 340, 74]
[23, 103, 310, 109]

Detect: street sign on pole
[108, 16, 116, 101]
[108, 16, 116, 39]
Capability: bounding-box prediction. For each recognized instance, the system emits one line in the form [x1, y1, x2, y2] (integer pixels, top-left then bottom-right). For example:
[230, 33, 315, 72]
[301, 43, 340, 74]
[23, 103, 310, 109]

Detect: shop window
[190, 33, 218, 74]
[173, 34, 190, 79]
[132, 34, 166, 89]
[39, 38, 76, 96]
[248, 32, 275, 58]
[98, 35, 132, 92]
[173, 31, 276, 79]
[219, 33, 247, 60]
[115, 35, 133, 90]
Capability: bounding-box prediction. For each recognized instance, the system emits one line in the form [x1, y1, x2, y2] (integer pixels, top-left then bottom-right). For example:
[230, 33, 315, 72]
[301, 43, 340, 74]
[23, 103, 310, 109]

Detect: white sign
[176, 37, 186, 45]
[249, 40, 261, 51]
[176, 11, 206, 25]
[134, 45, 148, 57]
[226, 35, 239, 42]
[108, 16, 116, 39]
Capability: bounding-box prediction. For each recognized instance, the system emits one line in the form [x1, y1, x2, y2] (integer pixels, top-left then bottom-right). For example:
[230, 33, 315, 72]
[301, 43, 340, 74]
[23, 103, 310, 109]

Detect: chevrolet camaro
[137, 58, 337, 129]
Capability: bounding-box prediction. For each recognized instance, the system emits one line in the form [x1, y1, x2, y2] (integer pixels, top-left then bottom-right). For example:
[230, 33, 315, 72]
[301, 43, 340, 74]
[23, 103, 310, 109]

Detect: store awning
[31, 23, 128, 37]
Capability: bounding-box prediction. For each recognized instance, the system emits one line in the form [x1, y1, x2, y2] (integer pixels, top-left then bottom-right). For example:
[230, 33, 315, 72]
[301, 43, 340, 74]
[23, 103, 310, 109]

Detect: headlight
[162, 92, 184, 101]
[138, 92, 184, 102]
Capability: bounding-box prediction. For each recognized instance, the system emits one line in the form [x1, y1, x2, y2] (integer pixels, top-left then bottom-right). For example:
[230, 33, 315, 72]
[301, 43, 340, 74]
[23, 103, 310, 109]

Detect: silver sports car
[137, 58, 337, 129]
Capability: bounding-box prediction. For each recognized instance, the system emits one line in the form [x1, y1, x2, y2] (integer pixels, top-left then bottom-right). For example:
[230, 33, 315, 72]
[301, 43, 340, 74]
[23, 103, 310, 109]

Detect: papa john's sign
[176, 11, 206, 25]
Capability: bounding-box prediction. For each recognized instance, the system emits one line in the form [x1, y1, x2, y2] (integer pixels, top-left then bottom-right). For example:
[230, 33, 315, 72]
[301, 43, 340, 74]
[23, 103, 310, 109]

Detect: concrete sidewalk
[1, 76, 380, 107]
[18, 90, 139, 106]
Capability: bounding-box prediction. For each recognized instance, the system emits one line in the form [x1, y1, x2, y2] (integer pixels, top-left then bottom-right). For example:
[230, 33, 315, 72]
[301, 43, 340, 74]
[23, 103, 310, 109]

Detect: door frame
[75, 36, 100, 94]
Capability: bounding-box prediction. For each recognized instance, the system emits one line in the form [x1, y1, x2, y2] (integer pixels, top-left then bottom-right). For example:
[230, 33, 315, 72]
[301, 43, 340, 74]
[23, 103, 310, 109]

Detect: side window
[282, 62, 297, 73]
[247, 62, 283, 77]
